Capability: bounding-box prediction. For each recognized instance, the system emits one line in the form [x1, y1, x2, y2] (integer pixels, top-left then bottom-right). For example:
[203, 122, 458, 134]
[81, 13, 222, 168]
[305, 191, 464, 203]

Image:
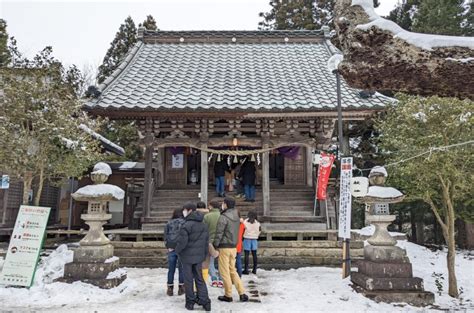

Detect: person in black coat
[214, 157, 229, 197]
[239, 160, 256, 202]
[175, 202, 211, 311]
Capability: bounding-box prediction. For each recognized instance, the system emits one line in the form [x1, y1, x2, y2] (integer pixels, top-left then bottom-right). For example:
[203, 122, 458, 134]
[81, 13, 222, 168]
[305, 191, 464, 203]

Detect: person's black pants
[182, 262, 210, 306]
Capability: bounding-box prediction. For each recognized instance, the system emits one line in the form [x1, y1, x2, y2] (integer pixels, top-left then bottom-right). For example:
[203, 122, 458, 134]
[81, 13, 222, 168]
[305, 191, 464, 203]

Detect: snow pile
[106, 268, 127, 280]
[352, 0, 474, 50]
[33, 244, 73, 286]
[327, 53, 344, 73]
[105, 256, 119, 263]
[92, 162, 112, 176]
[118, 162, 137, 169]
[366, 186, 403, 198]
[73, 184, 125, 200]
[353, 225, 406, 238]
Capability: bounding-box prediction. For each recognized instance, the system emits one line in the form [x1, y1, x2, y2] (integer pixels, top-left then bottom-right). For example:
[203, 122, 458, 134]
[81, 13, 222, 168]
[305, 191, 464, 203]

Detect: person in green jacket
[203, 199, 222, 287]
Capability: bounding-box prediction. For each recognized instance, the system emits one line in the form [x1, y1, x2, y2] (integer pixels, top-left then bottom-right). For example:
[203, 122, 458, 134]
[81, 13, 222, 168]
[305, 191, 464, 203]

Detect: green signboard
[0, 205, 51, 287]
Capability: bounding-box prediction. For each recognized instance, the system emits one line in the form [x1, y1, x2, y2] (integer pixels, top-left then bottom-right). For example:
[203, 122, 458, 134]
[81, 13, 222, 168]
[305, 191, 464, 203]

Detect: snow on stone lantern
[351, 166, 434, 306]
[59, 162, 127, 289]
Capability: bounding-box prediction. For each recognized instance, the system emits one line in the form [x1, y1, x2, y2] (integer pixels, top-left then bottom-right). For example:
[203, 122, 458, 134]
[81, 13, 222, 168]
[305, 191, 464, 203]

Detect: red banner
[316, 152, 335, 200]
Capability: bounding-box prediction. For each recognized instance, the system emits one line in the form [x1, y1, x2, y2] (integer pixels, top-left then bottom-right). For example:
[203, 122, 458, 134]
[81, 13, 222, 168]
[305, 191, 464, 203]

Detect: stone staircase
[138, 185, 326, 230]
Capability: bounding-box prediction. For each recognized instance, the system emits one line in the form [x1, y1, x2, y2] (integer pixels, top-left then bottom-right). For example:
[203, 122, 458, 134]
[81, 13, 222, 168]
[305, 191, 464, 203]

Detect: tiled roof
[86, 31, 389, 113]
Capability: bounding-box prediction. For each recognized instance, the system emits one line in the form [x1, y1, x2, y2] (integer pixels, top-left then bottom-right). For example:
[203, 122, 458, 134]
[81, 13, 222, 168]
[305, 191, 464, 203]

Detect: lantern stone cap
[369, 166, 387, 178]
[92, 162, 112, 177]
[361, 186, 405, 203]
[72, 184, 125, 202]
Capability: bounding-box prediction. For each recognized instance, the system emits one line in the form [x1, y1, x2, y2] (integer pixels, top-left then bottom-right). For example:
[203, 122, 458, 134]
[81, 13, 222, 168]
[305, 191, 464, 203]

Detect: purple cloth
[169, 147, 185, 155]
[277, 146, 300, 160]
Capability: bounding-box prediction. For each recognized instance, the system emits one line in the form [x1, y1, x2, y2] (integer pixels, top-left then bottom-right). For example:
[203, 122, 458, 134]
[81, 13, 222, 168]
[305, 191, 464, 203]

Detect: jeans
[167, 250, 184, 286]
[215, 176, 225, 195]
[182, 262, 210, 306]
[235, 252, 242, 277]
[244, 184, 256, 200]
[209, 255, 221, 282]
[235, 178, 244, 195]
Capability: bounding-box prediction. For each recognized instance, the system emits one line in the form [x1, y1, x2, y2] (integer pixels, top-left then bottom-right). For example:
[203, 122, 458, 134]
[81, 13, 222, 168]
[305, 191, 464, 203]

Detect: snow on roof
[366, 186, 403, 199]
[73, 184, 125, 201]
[92, 162, 112, 176]
[369, 166, 387, 177]
[327, 53, 344, 73]
[118, 162, 138, 169]
[352, 0, 474, 51]
[79, 124, 125, 156]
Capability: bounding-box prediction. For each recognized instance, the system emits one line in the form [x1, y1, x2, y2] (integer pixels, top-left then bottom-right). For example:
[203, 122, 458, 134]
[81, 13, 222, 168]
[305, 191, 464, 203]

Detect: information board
[338, 158, 353, 239]
[0, 205, 51, 287]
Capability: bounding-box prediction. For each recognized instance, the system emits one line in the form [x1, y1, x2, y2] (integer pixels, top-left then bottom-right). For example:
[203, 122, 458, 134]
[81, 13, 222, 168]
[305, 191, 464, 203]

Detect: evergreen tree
[386, 0, 420, 31]
[259, 0, 379, 30]
[97, 16, 137, 84]
[0, 19, 11, 67]
[140, 15, 158, 31]
[412, 0, 466, 36]
[463, 2, 474, 36]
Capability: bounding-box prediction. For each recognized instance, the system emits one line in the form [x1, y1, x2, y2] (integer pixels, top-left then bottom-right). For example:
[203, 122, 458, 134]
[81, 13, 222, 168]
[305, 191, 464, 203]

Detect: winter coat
[175, 211, 209, 264]
[164, 217, 185, 249]
[236, 222, 245, 253]
[213, 208, 240, 249]
[203, 208, 221, 243]
[214, 160, 229, 177]
[240, 161, 256, 186]
[243, 219, 261, 240]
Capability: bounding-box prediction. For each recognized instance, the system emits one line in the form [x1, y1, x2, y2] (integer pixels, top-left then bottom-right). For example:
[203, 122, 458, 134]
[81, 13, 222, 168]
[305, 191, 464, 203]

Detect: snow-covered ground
[0, 241, 472, 312]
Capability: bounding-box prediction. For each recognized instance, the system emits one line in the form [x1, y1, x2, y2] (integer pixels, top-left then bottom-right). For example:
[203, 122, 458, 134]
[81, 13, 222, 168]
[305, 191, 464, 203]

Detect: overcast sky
[1, 0, 399, 75]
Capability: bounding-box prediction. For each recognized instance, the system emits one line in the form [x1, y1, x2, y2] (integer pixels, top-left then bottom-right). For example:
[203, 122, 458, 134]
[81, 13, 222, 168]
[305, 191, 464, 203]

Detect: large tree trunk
[33, 166, 45, 206]
[333, 0, 474, 100]
[444, 180, 459, 298]
[22, 172, 33, 205]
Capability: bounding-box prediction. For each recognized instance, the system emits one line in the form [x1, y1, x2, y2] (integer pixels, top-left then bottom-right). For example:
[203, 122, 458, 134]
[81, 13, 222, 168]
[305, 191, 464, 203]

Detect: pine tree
[412, 0, 465, 36]
[140, 15, 158, 31]
[258, 0, 379, 30]
[386, 0, 420, 31]
[97, 16, 137, 84]
[0, 19, 11, 67]
[463, 2, 474, 36]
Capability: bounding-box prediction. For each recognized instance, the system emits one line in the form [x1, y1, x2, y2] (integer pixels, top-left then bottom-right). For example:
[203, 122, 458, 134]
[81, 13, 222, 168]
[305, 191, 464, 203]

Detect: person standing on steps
[175, 202, 211, 311]
[213, 197, 249, 303]
[214, 156, 229, 198]
[203, 200, 223, 288]
[240, 158, 256, 202]
[242, 210, 261, 275]
[164, 208, 186, 296]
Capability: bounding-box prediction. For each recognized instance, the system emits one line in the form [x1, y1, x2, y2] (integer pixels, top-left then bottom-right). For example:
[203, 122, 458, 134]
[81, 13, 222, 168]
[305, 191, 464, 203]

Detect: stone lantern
[60, 162, 127, 289]
[351, 166, 434, 306]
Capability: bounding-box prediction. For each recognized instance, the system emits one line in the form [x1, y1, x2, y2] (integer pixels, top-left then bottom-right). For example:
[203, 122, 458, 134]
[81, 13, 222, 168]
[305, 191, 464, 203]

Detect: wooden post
[1, 188, 8, 226]
[143, 137, 154, 220]
[200, 145, 208, 204]
[306, 146, 313, 187]
[262, 143, 271, 218]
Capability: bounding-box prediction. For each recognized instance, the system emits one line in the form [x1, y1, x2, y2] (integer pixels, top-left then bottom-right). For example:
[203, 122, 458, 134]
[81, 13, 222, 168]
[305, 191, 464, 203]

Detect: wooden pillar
[143, 135, 154, 220]
[306, 146, 313, 187]
[262, 142, 271, 218]
[200, 145, 208, 204]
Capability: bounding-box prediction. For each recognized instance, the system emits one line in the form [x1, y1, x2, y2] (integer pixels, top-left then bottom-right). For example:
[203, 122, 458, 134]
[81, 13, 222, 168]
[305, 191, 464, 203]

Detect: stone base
[64, 259, 120, 280]
[352, 285, 434, 307]
[364, 245, 409, 263]
[351, 272, 423, 291]
[73, 244, 114, 263]
[58, 274, 126, 289]
[357, 260, 413, 278]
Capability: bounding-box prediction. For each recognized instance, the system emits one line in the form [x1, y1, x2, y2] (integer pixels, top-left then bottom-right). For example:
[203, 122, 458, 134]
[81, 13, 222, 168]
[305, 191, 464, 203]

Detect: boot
[218, 295, 233, 302]
[178, 284, 185, 296]
[252, 250, 258, 274]
[240, 294, 249, 302]
[167, 285, 173, 296]
[203, 301, 211, 312]
[243, 251, 250, 275]
[185, 302, 194, 310]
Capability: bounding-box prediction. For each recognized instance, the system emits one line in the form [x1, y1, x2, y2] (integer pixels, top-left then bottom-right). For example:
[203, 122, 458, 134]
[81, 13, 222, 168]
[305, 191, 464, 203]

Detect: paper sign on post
[0, 205, 51, 287]
[338, 157, 353, 239]
[350, 177, 369, 197]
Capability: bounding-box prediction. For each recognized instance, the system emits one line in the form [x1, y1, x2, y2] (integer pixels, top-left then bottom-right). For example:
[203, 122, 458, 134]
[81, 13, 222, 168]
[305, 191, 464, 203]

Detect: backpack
[165, 218, 185, 249]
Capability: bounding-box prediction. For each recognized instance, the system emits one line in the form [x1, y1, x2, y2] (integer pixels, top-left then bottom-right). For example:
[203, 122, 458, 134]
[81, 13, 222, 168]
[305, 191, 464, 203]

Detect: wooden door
[164, 148, 187, 186]
[284, 148, 306, 185]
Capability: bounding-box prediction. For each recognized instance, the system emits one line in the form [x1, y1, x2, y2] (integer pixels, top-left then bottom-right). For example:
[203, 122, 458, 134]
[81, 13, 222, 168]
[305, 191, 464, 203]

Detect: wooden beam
[262, 139, 271, 218]
[200, 144, 208, 205]
[306, 146, 313, 187]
